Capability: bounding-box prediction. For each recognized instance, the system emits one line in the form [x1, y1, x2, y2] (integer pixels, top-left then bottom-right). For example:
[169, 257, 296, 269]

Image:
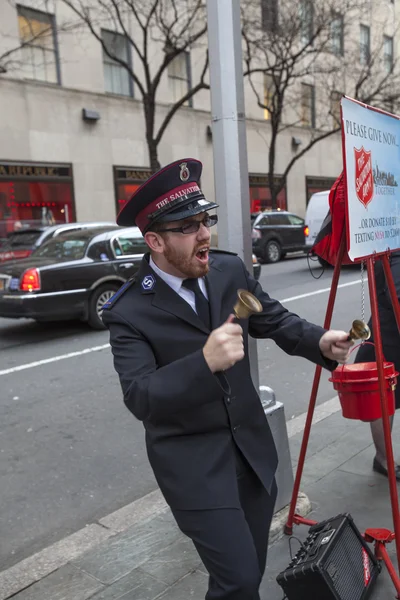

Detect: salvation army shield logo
[179, 162, 190, 182]
[354, 146, 374, 208]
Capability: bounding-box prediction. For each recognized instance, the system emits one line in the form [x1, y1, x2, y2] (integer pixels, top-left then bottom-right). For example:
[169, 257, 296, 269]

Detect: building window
[301, 83, 315, 128]
[249, 174, 287, 213]
[0, 162, 75, 238]
[168, 52, 192, 106]
[384, 35, 394, 73]
[102, 30, 132, 96]
[113, 166, 151, 216]
[360, 25, 371, 65]
[330, 91, 342, 127]
[261, 0, 278, 32]
[17, 6, 59, 84]
[306, 176, 337, 204]
[299, 0, 314, 44]
[331, 13, 344, 56]
[263, 74, 273, 120]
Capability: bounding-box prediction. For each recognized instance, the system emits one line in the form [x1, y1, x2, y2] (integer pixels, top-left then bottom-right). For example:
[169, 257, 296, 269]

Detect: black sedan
[0, 226, 261, 330]
[0, 226, 148, 329]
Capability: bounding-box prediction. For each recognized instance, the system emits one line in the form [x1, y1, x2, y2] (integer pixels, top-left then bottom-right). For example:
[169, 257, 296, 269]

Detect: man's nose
[197, 222, 211, 241]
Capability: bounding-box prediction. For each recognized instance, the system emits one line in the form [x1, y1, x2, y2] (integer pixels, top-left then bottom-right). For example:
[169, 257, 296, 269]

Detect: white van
[305, 190, 330, 251]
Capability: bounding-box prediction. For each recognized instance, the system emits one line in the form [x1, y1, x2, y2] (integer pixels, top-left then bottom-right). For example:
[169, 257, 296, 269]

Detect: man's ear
[144, 231, 165, 254]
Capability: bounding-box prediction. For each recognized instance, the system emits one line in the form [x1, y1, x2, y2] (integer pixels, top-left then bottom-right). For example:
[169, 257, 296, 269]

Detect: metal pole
[367, 257, 400, 576]
[285, 230, 346, 534]
[206, 0, 259, 387]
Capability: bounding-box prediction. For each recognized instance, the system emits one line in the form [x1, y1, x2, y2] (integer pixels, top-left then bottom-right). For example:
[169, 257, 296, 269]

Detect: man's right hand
[203, 315, 244, 373]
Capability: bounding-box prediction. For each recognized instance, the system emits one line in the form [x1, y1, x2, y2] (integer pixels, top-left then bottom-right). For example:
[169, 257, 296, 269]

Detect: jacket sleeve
[102, 309, 228, 422]
[241, 260, 337, 371]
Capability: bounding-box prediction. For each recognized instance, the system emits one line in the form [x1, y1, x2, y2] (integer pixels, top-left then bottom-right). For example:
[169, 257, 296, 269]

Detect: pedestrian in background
[102, 158, 352, 600]
[354, 251, 400, 480]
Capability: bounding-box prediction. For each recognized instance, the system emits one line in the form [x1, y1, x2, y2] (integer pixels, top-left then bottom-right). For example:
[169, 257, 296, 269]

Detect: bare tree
[242, 0, 400, 209]
[60, 0, 208, 172]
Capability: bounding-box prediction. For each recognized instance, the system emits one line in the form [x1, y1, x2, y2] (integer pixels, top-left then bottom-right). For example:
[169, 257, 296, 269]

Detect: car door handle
[119, 263, 134, 268]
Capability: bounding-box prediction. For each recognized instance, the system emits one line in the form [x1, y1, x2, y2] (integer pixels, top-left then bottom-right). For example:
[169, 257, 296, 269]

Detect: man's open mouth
[195, 247, 209, 263]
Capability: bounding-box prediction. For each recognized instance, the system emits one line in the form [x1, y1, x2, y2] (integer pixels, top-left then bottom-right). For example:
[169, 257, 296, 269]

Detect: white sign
[341, 96, 400, 260]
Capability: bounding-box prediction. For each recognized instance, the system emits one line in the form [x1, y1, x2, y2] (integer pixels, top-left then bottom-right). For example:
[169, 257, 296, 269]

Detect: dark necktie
[182, 278, 211, 330]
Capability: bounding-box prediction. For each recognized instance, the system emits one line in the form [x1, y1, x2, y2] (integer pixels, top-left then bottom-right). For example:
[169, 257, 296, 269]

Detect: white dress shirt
[149, 256, 208, 315]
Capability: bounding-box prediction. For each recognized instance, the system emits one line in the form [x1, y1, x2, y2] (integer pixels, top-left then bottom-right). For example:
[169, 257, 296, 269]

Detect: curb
[269, 491, 311, 545]
[0, 490, 311, 600]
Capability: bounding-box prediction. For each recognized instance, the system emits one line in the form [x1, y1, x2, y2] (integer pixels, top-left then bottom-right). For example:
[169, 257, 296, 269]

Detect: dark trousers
[172, 464, 277, 600]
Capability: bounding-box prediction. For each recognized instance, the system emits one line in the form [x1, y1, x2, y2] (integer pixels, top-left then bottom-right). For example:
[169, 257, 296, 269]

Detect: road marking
[286, 396, 340, 438]
[280, 279, 361, 304]
[0, 279, 362, 377]
[0, 396, 341, 599]
[0, 344, 110, 376]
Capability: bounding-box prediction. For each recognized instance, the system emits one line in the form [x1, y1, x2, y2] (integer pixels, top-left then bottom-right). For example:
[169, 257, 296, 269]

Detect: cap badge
[179, 162, 190, 182]
[142, 274, 155, 291]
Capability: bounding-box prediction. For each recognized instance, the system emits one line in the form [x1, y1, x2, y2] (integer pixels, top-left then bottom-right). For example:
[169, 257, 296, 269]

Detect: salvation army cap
[116, 158, 218, 233]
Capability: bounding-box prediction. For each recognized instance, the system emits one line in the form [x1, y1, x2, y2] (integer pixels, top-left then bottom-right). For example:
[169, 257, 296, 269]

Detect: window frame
[168, 50, 193, 107]
[17, 4, 61, 85]
[301, 83, 316, 128]
[330, 90, 342, 127]
[383, 35, 394, 73]
[360, 24, 371, 65]
[101, 29, 133, 97]
[299, 0, 314, 45]
[261, 0, 278, 33]
[331, 12, 344, 56]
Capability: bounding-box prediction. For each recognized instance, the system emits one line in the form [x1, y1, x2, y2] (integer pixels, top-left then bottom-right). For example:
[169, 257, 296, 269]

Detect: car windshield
[33, 237, 88, 261]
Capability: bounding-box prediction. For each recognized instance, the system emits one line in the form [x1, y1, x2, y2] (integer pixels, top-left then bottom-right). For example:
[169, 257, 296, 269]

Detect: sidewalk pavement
[2, 407, 400, 600]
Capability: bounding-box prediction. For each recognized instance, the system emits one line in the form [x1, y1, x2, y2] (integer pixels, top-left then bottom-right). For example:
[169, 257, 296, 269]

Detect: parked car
[252, 210, 309, 263]
[0, 226, 262, 329]
[0, 222, 116, 263]
[0, 226, 145, 329]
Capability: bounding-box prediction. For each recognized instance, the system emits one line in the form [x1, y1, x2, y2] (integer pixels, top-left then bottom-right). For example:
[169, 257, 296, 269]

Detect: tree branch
[154, 51, 209, 145]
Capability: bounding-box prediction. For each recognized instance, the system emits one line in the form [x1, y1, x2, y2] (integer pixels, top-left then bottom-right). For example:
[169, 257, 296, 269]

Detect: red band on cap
[136, 182, 201, 232]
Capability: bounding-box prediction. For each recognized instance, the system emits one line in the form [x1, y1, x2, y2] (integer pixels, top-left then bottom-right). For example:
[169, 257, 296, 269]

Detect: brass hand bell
[233, 289, 263, 320]
[348, 319, 371, 341]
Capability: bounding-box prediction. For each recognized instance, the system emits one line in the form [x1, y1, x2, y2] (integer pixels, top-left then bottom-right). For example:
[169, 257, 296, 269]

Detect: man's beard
[164, 240, 209, 278]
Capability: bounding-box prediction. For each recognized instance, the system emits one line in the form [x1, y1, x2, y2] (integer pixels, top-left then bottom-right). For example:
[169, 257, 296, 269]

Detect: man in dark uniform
[102, 158, 352, 600]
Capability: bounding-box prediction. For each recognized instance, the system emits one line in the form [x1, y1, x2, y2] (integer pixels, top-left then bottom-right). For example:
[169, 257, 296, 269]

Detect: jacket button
[233, 425, 240, 432]
[225, 397, 231, 404]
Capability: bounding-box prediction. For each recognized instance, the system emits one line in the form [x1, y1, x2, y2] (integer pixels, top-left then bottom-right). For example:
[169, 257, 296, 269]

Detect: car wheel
[88, 283, 120, 330]
[264, 240, 282, 263]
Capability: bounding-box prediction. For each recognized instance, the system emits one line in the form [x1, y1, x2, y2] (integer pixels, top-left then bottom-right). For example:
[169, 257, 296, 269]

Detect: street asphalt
[0, 253, 367, 571]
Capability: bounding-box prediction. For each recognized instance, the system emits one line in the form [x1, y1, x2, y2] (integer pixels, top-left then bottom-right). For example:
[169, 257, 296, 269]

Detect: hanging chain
[361, 260, 365, 323]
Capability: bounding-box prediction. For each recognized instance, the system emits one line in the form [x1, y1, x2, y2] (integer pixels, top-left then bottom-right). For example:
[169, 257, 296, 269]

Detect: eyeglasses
[156, 214, 218, 235]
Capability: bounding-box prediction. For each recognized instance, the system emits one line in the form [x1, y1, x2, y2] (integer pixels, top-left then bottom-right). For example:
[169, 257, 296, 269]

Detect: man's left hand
[319, 330, 353, 364]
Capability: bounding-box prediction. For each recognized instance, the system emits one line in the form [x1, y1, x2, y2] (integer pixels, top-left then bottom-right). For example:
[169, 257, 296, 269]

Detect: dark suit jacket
[102, 251, 335, 510]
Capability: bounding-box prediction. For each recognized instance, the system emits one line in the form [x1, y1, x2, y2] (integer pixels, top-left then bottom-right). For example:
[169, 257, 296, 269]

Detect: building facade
[0, 0, 394, 238]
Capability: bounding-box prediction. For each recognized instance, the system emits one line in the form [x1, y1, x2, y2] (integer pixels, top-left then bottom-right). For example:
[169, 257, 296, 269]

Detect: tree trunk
[148, 139, 160, 173]
[143, 94, 161, 173]
[268, 124, 278, 210]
